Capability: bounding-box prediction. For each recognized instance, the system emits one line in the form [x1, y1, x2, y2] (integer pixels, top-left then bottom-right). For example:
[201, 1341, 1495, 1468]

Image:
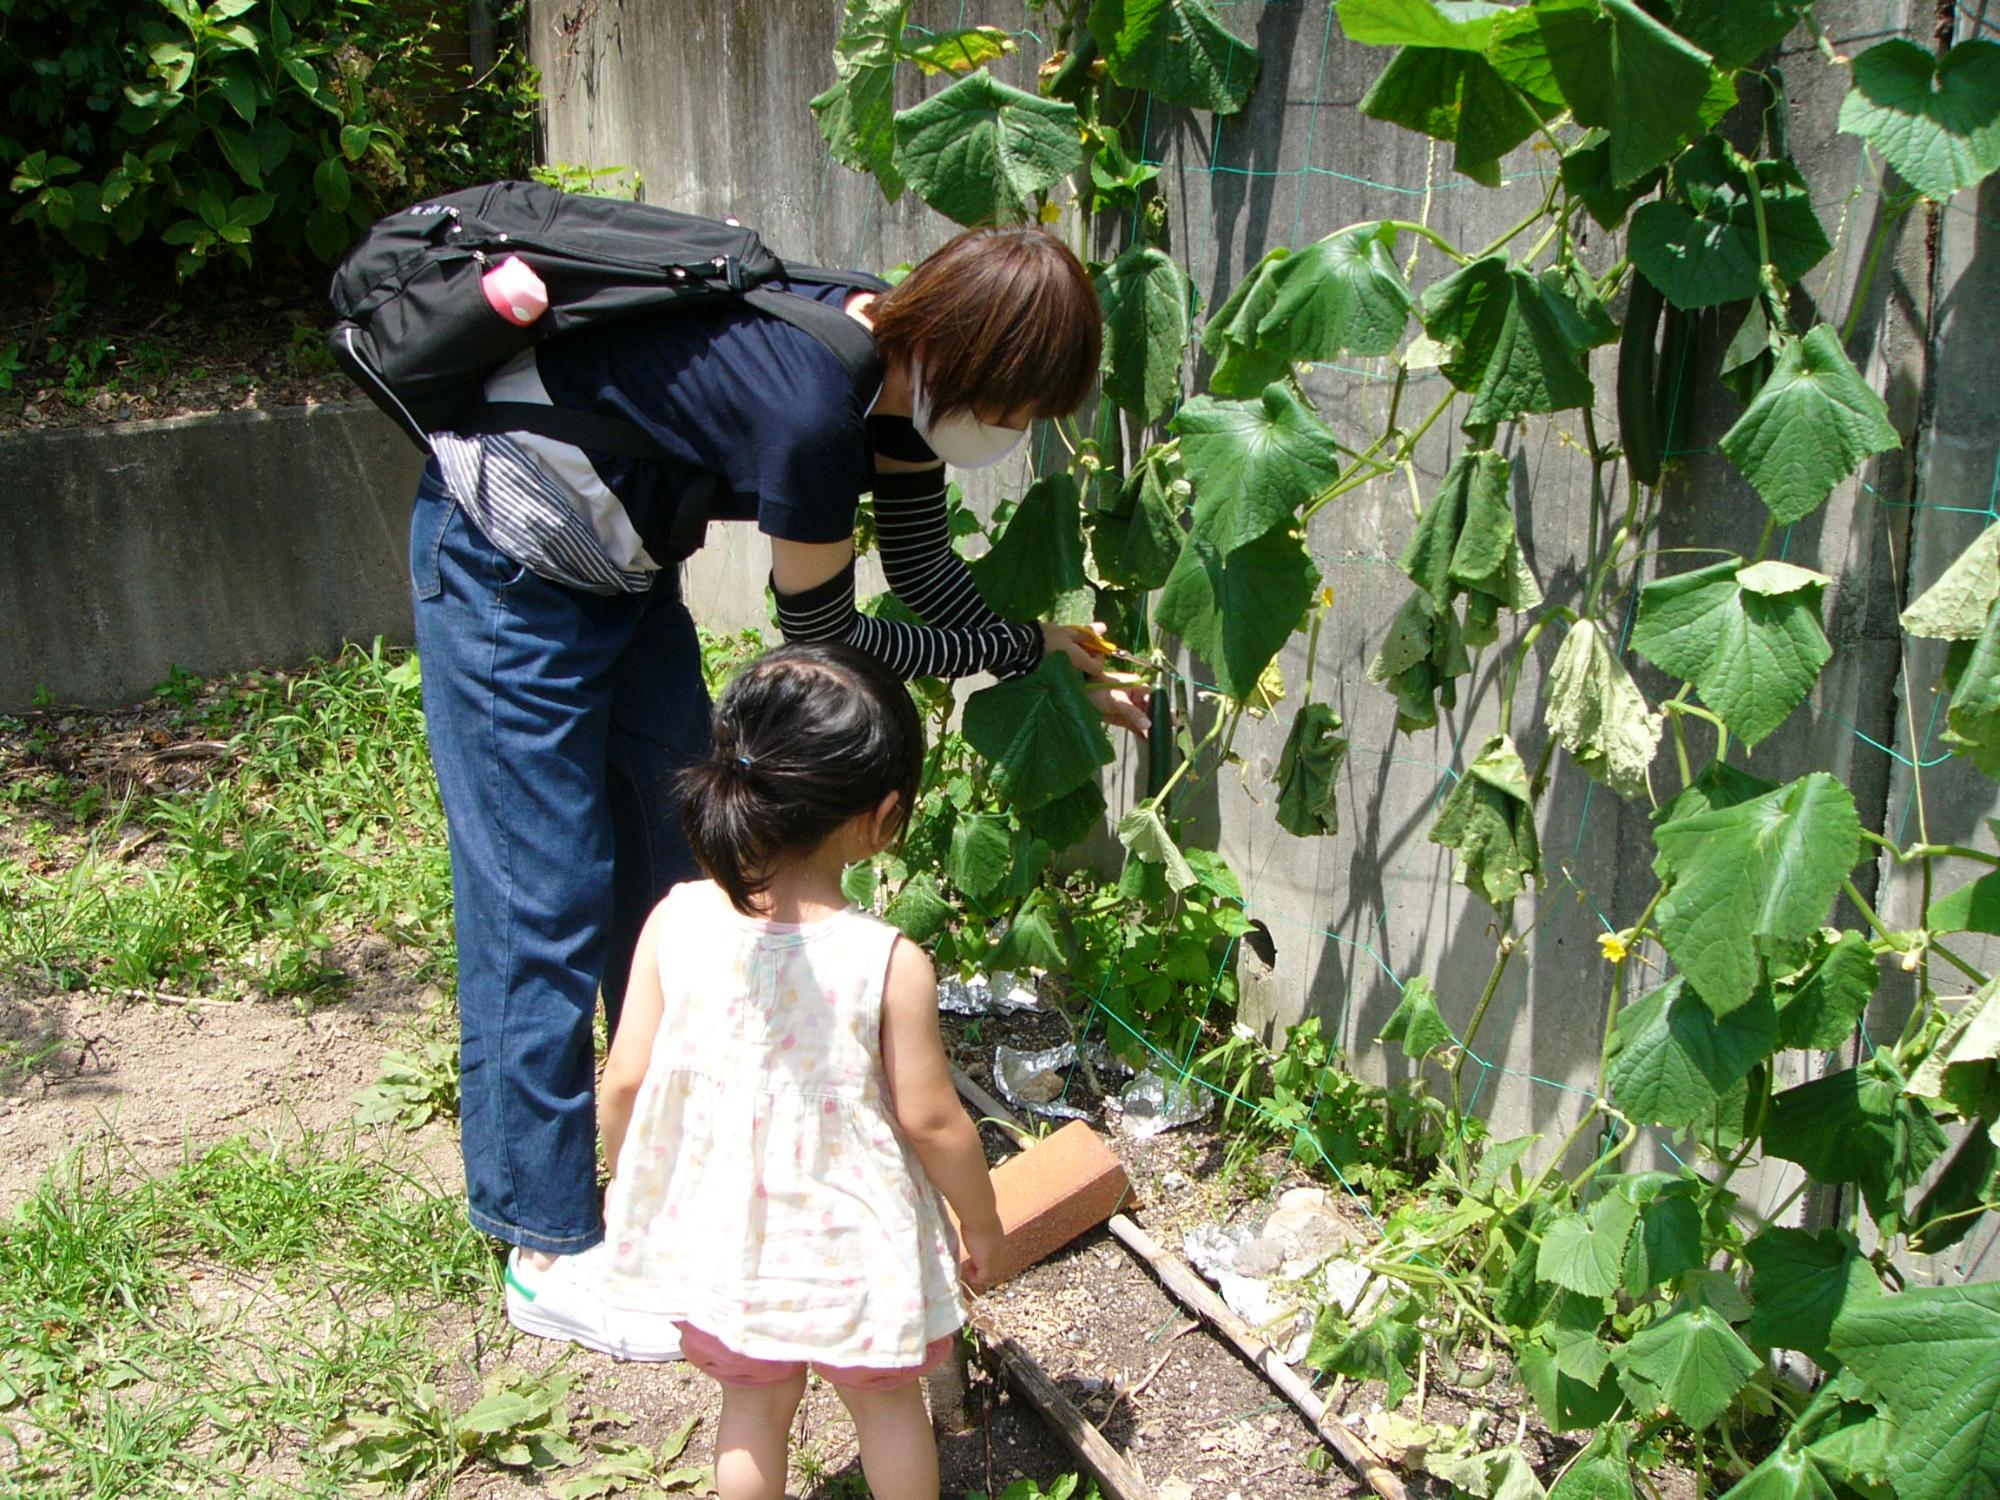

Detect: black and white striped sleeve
[774, 557, 1042, 681]
[871, 467, 1020, 633]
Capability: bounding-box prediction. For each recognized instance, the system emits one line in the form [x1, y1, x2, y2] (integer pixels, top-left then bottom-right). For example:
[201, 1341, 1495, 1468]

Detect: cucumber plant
[817, 2, 2000, 1493]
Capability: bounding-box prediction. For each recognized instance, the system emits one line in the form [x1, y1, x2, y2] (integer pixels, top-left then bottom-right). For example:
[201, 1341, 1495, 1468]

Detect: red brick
[955, 1121, 1130, 1287]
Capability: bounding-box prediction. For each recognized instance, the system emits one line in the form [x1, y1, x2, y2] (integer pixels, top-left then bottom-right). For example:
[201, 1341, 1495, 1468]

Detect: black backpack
[327, 178, 885, 485]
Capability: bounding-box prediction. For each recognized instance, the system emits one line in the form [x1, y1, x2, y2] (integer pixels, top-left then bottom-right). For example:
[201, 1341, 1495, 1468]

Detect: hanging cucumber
[1617, 272, 1666, 486]
[1654, 303, 1697, 470]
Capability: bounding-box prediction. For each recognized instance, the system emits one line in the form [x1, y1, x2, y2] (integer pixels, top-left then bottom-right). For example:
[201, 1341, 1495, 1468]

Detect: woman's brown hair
[869, 227, 1102, 424]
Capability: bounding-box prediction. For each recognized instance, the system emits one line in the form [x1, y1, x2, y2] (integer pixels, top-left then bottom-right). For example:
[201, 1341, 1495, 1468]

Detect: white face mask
[910, 363, 1026, 470]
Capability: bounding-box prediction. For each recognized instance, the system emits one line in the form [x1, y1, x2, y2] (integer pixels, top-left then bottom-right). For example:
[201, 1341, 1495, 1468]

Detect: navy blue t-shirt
[533, 279, 873, 545]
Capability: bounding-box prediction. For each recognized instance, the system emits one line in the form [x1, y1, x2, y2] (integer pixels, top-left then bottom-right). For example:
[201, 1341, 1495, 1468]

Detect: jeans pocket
[410, 491, 449, 602]
[487, 547, 533, 591]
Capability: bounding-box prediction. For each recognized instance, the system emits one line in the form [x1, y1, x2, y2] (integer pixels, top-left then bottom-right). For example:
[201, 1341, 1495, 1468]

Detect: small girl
[598, 641, 1003, 1500]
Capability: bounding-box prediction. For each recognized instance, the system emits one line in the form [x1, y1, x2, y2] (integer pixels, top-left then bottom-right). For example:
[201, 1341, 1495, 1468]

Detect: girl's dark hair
[680, 642, 925, 915]
[869, 226, 1102, 424]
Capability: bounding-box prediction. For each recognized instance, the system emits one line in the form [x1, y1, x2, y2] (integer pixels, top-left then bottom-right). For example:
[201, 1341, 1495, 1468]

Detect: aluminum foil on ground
[993, 1041, 1094, 1120]
[938, 970, 1041, 1016]
[991, 1040, 1128, 1121]
[1115, 1066, 1213, 1138]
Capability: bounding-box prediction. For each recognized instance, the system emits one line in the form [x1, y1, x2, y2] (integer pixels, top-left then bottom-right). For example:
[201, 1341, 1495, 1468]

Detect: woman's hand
[1041, 622, 1150, 737]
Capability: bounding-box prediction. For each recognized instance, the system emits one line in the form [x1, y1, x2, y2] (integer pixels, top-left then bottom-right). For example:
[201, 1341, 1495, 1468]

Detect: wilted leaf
[1430, 733, 1540, 908]
[1274, 702, 1348, 837]
[1546, 619, 1660, 798]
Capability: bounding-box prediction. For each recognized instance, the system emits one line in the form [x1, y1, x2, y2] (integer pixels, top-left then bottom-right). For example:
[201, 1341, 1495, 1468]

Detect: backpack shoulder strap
[741, 284, 884, 394]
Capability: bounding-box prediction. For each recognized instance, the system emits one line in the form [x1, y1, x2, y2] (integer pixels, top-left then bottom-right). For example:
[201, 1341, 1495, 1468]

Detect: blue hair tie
[735, 754, 755, 771]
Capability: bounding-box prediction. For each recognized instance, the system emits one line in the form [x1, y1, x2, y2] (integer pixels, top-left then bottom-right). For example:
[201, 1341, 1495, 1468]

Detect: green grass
[0, 1129, 500, 1497]
[0, 641, 452, 1001]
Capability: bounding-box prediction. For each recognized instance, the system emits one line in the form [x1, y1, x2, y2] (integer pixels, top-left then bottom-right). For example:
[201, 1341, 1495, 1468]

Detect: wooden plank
[1105, 1214, 1408, 1500]
[970, 1315, 1156, 1500]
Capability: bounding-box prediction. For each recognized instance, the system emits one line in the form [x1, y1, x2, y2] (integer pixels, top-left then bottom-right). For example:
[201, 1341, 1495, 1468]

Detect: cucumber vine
[815, 2, 2000, 1495]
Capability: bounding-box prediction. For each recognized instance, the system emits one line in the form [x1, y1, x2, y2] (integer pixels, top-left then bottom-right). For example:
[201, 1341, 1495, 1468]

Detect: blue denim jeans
[409, 466, 710, 1252]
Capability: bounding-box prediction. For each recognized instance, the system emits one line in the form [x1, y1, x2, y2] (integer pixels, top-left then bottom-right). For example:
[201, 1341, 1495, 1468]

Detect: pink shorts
[676, 1323, 956, 1392]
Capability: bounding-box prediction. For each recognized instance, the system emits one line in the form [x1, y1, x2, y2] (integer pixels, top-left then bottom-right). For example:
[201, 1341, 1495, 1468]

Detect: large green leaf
[1157, 524, 1319, 699]
[1399, 449, 1511, 606]
[1770, 930, 1878, 1051]
[970, 474, 1087, 619]
[1827, 1280, 2000, 1500]
[1088, 0, 1260, 115]
[1605, 978, 1778, 1130]
[1488, 0, 1722, 186]
[1172, 386, 1344, 551]
[1743, 1226, 1877, 1364]
[1630, 558, 1832, 748]
[1377, 975, 1458, 1061]
[1621, 1181, 1706, 1294]
[1628, 139, 1832, 311]
[1560, 130, 1662, 230]
[810, 0, 909, 199]
[1718, 325, 1900, 525]
[1930, 871, 2000, 937]
[1336, 0, 1506, 50]
[893, 71, 1084, 226]
[1098, 244, 1193, 424]
[1089, 445, 1188, 591]
[1650, 772, 1861, 1016]
[1670, 0, 1806, 72]
[1358, 45, 1549, 185]
[1764, 1057, 1950, 1223]
[1430, 733, 1541, 908]
[1396, 449, 1542, 647]
[1901, 522, 2000, 639]
[960, 655, 1114, 812]
[1613, 1304, 1762, 1432]
[1538, 1193, 1639, 1297]
[1250, 223, 1415, 363]
[1838, 39, 2000, 203]
[1274, 702, 1348, 838]
[992, 885, 1071, 970]
[1910, 1127, 2000, 1254]
[1305, 1300, 1422, 1409]
[1418, 256, 1598, 425]
[1545, 618, 1661, 799]
[1200, 247, 1297, 397]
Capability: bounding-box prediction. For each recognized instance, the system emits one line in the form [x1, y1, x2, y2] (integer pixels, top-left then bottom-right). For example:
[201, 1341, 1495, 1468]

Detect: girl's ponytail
[678, 643, 924, 914]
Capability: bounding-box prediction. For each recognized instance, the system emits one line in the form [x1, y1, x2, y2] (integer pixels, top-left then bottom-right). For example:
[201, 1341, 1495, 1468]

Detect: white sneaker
[504, 1244, 683, 1361]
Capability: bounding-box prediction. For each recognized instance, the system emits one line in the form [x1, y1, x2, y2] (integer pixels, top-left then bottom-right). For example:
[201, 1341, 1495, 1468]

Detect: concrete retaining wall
[2, 404, 426, 709]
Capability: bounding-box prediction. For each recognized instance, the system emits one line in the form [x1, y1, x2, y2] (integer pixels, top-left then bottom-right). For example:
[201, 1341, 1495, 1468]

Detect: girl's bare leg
[714, 1371, 807, 1500]
[834, 1380, 938, 1500]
